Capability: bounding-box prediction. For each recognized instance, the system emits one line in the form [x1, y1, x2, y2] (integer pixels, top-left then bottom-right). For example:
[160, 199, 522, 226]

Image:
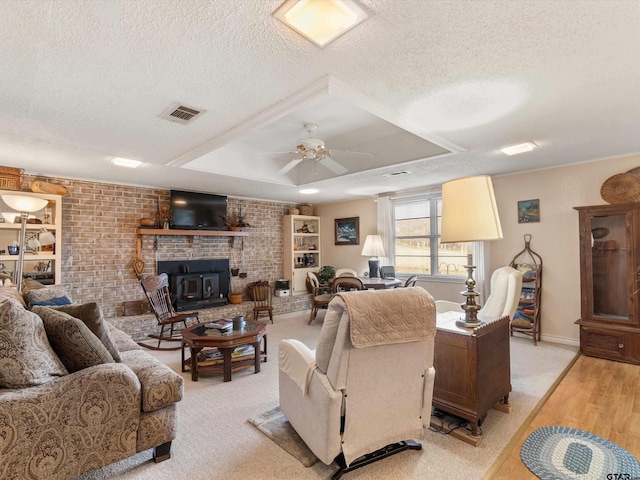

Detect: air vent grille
[160, 103, 205, 124]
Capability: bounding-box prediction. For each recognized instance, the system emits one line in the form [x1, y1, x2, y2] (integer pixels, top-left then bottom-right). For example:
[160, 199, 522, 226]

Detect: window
[392, 195, 469, 278]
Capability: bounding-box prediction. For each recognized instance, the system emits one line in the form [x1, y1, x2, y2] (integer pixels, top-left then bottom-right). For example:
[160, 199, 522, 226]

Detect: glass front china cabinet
[574, 203, 640, 364]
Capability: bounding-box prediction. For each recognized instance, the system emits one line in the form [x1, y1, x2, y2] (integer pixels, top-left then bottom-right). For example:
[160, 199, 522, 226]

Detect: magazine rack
[509, 234, 542, 345]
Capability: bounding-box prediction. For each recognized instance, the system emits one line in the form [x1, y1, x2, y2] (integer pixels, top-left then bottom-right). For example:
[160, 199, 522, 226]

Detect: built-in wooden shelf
[137, 228, 249, 237]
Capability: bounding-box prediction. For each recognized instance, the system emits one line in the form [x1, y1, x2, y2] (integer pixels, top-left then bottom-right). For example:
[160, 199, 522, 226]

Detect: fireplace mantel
[137, 228, 249, 249]
[136, 228, 249, 237]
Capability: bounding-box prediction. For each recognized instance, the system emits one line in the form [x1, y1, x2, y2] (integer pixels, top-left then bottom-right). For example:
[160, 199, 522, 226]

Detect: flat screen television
[169, 190, 227, 231]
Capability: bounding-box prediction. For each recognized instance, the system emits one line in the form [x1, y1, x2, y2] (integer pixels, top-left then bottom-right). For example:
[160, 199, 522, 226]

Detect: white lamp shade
[361, 234, 386, 257]
[440, 175, 503, 243]
[2, 195, 48, 213]
[38, 230, 56, 246]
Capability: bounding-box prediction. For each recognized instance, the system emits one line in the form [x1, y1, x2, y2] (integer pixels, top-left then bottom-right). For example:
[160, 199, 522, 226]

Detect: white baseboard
[539, 334, 579, 348]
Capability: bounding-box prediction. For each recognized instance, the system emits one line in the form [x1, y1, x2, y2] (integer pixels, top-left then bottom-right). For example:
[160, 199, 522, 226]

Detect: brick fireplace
[157, 259, 230, 312]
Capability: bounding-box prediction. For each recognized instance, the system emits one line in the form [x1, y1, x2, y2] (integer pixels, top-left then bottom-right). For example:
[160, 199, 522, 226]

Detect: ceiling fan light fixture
[273, 0, 369, 48]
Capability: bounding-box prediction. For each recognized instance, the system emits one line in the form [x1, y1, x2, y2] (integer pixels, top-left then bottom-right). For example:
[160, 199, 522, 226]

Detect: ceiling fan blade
[331, 150, 374, 160]
[319, 157, 348, 175]
[277, 158, 304, 175]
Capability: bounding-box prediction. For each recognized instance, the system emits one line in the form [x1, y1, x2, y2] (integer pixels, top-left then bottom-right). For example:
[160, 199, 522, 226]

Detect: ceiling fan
[275, 123, 372, 176]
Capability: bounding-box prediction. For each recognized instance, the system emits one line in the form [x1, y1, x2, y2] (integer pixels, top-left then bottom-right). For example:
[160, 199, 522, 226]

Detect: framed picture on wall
[335, 217, 359, 245]
[518, 199, 540, 223]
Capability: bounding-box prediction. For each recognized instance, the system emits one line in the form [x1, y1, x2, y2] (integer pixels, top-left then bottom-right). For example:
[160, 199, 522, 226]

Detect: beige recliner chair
[435, 265, 523, 320]
[279, 287, 437, 478]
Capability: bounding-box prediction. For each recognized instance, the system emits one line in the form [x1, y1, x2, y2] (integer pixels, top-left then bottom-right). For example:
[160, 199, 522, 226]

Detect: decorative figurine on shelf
[159, 205, 172, 229]
[222, 205, 251, 231]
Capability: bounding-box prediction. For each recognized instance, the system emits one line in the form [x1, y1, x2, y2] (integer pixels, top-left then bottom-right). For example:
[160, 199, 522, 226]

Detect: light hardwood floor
[487, 354, 640, 479]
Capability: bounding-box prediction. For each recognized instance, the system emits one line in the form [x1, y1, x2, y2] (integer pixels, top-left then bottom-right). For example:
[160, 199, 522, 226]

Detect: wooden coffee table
[181, 320, 267, 382]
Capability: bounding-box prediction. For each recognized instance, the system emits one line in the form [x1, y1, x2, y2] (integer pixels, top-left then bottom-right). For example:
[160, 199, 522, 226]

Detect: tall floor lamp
[440, 175, 503, 328]
[361, 234, 386, 278]
[2, 195, 49, 292]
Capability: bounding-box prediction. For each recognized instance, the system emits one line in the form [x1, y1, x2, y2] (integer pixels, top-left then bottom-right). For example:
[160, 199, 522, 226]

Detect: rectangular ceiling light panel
[273, 0, 369, 48]
[501, 142, 537, 156]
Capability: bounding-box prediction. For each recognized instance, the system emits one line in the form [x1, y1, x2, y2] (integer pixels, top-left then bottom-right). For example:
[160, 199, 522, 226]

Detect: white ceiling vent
[160, 103, 205, 125]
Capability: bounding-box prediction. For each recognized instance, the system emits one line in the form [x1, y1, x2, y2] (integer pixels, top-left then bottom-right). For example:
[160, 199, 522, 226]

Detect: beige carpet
[79, 310, 578, 480]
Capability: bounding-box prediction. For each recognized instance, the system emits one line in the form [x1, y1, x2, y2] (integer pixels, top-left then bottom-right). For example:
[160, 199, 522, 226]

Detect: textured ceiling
[1, 0, 640, 204]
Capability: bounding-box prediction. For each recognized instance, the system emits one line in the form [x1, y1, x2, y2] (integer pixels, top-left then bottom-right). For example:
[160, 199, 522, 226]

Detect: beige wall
[315, 198, 377, 276]
[490, 153, 640, 344]
[317, 153, 640, 345]
[18, 152, 639, 341]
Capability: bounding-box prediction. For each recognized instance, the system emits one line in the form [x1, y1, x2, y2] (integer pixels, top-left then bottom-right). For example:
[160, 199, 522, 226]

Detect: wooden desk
[359, 277, 402, 289]
[431, 312, 511, 445]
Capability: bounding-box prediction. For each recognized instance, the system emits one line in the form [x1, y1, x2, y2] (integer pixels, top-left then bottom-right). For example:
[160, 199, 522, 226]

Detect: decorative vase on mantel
[229, 226, 242, 232]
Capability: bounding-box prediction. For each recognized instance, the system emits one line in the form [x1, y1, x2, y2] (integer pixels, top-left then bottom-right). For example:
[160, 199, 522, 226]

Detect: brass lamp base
[455, 256, 484, 328]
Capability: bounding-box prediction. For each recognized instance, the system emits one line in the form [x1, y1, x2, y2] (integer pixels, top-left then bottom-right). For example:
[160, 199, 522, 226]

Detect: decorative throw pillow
[30, 296, 72, 307]
[32, 306, 115, 373]
[21, 278, 47, 292]
[0, 298, 68, 388]
[51, 302, 121, 362]
[24, 285, 73, 308]
[0, 285, 27, 309]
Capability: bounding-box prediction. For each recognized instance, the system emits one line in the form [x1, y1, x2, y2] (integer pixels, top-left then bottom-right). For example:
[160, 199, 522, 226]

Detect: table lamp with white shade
[2, 194, 50, 291]
[361, 234, 386, 278]
[440, 175, 503, 328]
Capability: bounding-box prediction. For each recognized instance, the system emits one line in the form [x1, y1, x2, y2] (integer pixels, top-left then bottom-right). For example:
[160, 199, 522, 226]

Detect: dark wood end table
[431, 313, 511, 444]
[181, 320, 267, 382]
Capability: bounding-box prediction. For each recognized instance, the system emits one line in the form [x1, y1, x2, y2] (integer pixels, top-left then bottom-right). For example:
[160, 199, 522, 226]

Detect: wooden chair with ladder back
[252, 283, 274, 323]
[307, 271, 333, 325]
[140, 273, 199, 350]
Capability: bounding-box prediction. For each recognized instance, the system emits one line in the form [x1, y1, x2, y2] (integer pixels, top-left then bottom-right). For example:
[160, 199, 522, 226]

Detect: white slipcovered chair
[334, 268, 358, 278]
[279, 287, 437, 478]
[435, 266, 523, 320]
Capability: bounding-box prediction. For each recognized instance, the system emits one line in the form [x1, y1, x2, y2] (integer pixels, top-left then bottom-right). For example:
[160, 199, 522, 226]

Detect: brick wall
[21, 174, 310, 330]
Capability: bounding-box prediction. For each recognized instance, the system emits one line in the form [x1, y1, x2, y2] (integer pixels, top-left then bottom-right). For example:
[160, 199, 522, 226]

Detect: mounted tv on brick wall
[169, 190, 227, 231]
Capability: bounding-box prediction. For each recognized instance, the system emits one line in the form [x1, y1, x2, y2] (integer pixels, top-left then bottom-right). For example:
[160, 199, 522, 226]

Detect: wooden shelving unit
[510, 234, 542, 345]
[0, 190, 62, 285]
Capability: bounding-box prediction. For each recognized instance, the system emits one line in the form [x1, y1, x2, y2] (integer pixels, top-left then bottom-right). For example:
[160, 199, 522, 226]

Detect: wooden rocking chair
[139, 273, 199, 350]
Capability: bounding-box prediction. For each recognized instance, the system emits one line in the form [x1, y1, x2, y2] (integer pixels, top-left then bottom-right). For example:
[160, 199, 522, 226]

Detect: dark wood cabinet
[574, 203, 640, 364]
[432, 313, 511, 443]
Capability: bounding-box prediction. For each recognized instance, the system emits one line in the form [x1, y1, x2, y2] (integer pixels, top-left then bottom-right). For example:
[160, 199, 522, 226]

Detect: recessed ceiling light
[111, 157, 143, 168]
[500, 142, 537, 156]
[273, 0, 369, 48]
[299, 188, 318, 194]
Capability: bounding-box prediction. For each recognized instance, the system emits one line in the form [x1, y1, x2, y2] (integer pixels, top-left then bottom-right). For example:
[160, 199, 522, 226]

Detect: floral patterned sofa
[0, 284, 183, 480]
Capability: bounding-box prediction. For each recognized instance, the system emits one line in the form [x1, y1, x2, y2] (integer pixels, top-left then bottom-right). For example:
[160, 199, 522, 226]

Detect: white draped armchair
[278, 287, 437, 478]
[435, 266, 523, 320]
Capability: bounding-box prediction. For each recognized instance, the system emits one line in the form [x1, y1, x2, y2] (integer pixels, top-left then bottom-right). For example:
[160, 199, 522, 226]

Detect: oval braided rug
[520, 426, 640, 479]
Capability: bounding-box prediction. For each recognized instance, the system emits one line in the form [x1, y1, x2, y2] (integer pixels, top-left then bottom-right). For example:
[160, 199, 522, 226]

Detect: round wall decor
[600, 173, 640, 204]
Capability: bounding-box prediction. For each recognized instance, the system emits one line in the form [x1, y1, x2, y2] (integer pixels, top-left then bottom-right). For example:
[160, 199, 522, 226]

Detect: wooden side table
[431, 312, 511, 445]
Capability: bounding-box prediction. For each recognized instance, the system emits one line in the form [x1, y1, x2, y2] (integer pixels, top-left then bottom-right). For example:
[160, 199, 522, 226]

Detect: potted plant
[317, 265, 335, 286]
[222, 206, 251, 231]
